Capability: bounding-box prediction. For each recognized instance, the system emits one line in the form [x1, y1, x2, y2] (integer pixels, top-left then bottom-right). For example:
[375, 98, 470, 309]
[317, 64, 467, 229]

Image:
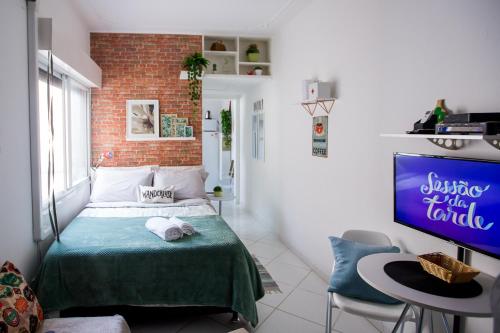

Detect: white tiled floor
[129, 203, 397, 333]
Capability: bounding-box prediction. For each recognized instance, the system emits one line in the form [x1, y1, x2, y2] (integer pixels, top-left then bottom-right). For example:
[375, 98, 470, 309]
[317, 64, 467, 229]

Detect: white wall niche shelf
[202, 35, 272, 79]
[380, 133, 500, 151]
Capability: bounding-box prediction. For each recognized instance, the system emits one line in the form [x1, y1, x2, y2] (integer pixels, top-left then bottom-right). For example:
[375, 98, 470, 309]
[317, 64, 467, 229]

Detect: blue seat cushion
[328, 236, 402, 304]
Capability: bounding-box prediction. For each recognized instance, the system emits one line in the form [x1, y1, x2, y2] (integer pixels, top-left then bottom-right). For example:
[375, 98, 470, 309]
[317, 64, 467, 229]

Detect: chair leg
[417, 308, 425, 333]
[391, 303, 410, 333]
[326, 292, 333, 333]
[441, 313, 452, 333]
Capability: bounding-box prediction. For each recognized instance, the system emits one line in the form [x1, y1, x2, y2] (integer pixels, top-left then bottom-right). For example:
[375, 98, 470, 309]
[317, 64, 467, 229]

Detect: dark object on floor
[252, 255, 282, 294]
[492, 275, 500, 333]
[384, 261, 482, 298]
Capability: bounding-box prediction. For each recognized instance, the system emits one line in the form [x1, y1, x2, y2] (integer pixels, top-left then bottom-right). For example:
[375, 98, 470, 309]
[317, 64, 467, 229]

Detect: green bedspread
[34, 215, 264, 326]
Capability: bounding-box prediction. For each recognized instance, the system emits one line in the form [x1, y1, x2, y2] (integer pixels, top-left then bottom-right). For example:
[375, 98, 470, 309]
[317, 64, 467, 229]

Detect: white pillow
[153, 169, 207, 200]
[138, 185, 175, 203]
[153, 165, 209, 182]
[90, 168, 153, 202]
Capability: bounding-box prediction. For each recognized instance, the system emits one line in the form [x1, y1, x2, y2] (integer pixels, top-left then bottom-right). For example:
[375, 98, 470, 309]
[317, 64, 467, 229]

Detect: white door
[202, 131, 220, 192]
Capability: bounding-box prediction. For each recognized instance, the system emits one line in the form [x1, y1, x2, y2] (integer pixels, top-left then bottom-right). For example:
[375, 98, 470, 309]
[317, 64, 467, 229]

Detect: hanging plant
[220, 108, 232, 151]
[183, 52, 209, 112]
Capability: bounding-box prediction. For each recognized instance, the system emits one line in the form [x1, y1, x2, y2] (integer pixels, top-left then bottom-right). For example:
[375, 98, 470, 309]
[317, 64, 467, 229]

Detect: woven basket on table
[417, 252, 480, 284]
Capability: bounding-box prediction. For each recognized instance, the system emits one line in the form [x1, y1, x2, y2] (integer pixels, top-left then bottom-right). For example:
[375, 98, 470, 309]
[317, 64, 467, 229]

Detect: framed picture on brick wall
[126, 100, 160, 140]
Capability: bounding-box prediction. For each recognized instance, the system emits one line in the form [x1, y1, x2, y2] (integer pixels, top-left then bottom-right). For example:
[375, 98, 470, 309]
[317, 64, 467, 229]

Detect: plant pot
[214, 191, 223, 197]
[247, 53, 260, 62]
[254, 69, 263, 76]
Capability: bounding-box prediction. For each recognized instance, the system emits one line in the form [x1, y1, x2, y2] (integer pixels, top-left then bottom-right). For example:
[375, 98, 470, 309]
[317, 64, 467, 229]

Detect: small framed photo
[161, 114, 177, 137]
[185, 126, 193, 137]
[126, 100, 159, 140]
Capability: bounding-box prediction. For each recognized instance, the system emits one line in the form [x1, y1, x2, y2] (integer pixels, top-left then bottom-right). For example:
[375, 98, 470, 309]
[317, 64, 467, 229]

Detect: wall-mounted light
[205, 110, 212, 119]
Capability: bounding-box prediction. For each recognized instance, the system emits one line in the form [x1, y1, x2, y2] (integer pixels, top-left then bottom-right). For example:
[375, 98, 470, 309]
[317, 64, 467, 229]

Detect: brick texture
[90, 33, 202, 166]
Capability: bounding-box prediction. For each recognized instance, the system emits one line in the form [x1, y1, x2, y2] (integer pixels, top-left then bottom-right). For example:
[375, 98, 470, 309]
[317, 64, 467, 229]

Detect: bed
[34, 199, 264, 326]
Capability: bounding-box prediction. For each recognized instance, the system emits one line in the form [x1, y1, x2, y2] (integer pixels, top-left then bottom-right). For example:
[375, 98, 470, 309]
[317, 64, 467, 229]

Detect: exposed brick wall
[90, 33, 202, 166]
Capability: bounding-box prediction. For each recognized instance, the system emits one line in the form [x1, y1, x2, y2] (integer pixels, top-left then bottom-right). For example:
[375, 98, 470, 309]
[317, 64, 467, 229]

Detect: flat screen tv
[394, 153, 500, 259]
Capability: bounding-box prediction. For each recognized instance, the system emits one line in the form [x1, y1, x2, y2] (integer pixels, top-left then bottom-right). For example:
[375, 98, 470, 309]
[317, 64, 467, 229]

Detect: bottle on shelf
[433, 99, 448, 123]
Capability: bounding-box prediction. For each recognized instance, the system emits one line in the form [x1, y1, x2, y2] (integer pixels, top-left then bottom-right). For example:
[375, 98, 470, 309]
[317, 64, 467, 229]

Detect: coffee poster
[312, 116, 328, 158]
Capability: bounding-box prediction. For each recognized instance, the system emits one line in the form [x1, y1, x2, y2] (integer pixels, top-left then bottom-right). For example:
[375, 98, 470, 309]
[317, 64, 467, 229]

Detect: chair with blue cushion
[325, 230, 417, 333]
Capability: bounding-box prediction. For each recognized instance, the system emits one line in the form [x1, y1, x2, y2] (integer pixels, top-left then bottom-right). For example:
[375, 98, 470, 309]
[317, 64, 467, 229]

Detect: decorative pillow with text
[139, 185, 175, 203]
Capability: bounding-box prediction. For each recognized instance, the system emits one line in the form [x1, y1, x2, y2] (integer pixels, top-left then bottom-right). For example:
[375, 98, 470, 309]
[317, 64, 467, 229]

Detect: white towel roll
[170, 216, 195, 236]
[145, 217, 183, 241]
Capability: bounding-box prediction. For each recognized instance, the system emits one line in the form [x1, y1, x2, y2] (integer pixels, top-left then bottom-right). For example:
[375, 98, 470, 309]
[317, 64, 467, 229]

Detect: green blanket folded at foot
[34, 215, 264, 326]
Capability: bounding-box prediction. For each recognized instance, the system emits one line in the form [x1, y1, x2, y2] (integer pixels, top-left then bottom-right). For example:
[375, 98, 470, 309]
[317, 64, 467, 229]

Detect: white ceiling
[70, 0, 307, 35]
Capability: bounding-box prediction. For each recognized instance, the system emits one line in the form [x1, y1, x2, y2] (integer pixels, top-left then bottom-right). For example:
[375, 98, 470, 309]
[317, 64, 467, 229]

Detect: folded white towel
[170, 216, 195, 236]
[145, 217, 183, 241]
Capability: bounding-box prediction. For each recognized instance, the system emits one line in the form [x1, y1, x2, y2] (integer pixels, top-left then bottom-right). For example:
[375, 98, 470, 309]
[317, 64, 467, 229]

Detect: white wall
[241, 1, 500, 332]
[0, 0, 94, 279]
[38, 0, 101, 87]
[0, 0, 38, 278]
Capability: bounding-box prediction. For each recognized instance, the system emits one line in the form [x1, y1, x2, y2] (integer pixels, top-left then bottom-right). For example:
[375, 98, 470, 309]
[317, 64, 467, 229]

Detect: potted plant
[183, 52, 209, 113]
[253, 66, 263, 76]
[220, 108, 232, 151]
[246, 44, 260, 62]
[213, 186, 223, 197]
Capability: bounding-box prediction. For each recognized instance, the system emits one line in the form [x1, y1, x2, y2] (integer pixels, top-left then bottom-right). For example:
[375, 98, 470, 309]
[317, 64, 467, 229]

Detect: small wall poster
[312, 116, 328, 158]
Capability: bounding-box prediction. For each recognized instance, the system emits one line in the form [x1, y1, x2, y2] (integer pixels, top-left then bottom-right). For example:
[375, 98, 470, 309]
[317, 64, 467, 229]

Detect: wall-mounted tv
[394, 153, 500, 259]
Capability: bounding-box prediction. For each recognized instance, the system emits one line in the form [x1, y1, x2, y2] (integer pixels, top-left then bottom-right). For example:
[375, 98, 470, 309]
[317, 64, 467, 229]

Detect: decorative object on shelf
[183, 52, 209, 113]
[126, 100, 160, 140]
[246, 44, 260, 62]
[312, 116, 328, 158]
[161, 113, 176, 137]
[300, 80, 336, 116]
[213, 185, 223, 197]
[210, 40, 226, 51]
[161, 114, 190, 138]
[185, 126, 193, 137]
[307, 81, 331, 101]
[220, 102, 232, 151]
[433, 99, 448, 123]
[92, 151, 113, 170]
[418, 252, 480, 284]
[221, 57, 233, 74]
[254, 66, 263, 76]
[408, 111, 438, 134]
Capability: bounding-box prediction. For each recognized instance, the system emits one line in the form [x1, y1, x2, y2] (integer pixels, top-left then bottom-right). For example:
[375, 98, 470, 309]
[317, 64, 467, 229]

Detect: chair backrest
[492, 274, 500, 333]
[341, 229, 392, 247]
[330, 230, 393, 275]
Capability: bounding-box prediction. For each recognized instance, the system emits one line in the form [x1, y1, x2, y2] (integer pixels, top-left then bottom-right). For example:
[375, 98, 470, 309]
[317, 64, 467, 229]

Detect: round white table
[207, 193, 234, 215]
[357, 253, 494, 333]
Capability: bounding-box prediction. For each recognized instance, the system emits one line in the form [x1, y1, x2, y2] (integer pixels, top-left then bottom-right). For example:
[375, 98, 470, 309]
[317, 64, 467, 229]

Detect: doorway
[202, 97, 240, 201]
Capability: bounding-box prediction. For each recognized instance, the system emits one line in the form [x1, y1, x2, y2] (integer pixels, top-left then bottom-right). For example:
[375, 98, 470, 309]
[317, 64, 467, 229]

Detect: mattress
[34, 202, 264, 326]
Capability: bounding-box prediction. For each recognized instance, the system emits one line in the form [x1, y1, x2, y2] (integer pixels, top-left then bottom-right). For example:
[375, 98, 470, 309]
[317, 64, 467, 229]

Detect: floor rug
[252, 255, 282, 294]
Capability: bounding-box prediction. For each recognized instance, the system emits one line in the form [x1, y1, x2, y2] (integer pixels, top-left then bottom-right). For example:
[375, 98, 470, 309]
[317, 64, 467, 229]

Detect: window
[38, 68, 90, 202]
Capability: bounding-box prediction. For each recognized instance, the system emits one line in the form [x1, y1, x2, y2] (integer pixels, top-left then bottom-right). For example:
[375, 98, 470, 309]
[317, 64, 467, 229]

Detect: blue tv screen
[394, 153, 500, 259]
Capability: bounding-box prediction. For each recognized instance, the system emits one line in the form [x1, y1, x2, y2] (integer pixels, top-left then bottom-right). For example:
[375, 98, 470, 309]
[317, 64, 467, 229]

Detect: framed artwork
[161, 114, 177, 137]
[312, 116, 328, 158]
[185, 126, 193, 137]
[252, 99, 265, 161]
[175, 124, 186, 137]
[126, 100, 159, 140]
